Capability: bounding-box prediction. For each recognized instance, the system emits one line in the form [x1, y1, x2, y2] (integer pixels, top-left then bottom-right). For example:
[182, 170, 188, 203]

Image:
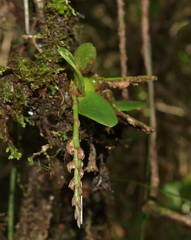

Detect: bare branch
[116, 0, 129, 98]
[116, 0, 128, 77]
[114, 107, 154, 134]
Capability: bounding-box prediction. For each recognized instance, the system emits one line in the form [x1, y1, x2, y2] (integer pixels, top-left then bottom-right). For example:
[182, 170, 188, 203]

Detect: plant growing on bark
[0, 1, 157, 230]
[58, 42, 157, 226]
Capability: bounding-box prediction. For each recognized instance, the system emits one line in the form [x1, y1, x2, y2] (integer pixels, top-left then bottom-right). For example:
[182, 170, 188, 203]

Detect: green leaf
[83, 77, 96, 92]
[58, 47, 85, 94]
[74, 42, 97, 74]
[113, 100, 147, 111]
[58, 47, 76, 69]
[78, 91, 118, 127]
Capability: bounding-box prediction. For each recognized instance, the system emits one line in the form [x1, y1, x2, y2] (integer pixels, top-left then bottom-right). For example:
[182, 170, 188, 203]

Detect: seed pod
[72, 196, 77, 206]
[78, 167, 84, 178]
[66, 161, 75, 173]
[77, 147, 85, 160]
[77, 185, 83, 195]
[66, 140, 74, 155]
[68, 179, 75, 190]
[74, 210, 80, 224]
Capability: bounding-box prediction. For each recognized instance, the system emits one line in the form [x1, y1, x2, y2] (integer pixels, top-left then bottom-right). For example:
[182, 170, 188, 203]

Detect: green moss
[16, 57, 52, 89]
[47, 0, 76, 17]
[0, 66, 10, 75]
[6, 145, 22, 160]
[0, 0, 76, 160]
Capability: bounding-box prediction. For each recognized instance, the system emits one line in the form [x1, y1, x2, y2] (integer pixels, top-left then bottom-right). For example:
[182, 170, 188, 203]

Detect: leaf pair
[58, 42, 97, 94]
[58, 43, 117, 127]
[58, 46, 85, 95]
[58, 43, 149, 127]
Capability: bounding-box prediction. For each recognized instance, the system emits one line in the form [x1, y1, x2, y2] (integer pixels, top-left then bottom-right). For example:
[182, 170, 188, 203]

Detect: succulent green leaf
[113, 100, 147, 111]
[78, 91, 118, 127]
[83, 77, 96, 92]
[74, 42, 97, 74]
[58, 47, 76, 69]
[58, 47, 85, 94]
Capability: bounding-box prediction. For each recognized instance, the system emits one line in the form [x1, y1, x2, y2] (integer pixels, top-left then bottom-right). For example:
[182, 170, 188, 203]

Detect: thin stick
[7, 164, 17, 240]
[116, 0, 128, 77]
[33, 0, 44, 20]
[23, 0, 29, 34]
[116, 0, 129, 99]
[114, 107, 154, 134]
[141, 0, 159, 199]
[100, 75, 157, 82]
[33, 0, 45, 33]
[141, 1, 158, 239]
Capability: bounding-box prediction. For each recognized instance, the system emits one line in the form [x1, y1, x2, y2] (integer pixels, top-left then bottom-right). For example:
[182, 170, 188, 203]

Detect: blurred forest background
[1, 0, 191, 239]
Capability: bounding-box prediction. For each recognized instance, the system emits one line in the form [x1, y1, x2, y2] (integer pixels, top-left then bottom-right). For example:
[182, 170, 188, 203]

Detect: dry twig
[116, 0, 128, 98]
[116, 0, 128, 77]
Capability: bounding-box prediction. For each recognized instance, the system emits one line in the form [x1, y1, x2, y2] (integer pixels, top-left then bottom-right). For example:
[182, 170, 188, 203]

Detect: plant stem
[23, 0, 30, 34]
[72, 93, 83, 227]
[140, 0, 158, 239]
[8, 164, 17, 240]
[72, 95, 80, 148]
[141, 0, 159, 201]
